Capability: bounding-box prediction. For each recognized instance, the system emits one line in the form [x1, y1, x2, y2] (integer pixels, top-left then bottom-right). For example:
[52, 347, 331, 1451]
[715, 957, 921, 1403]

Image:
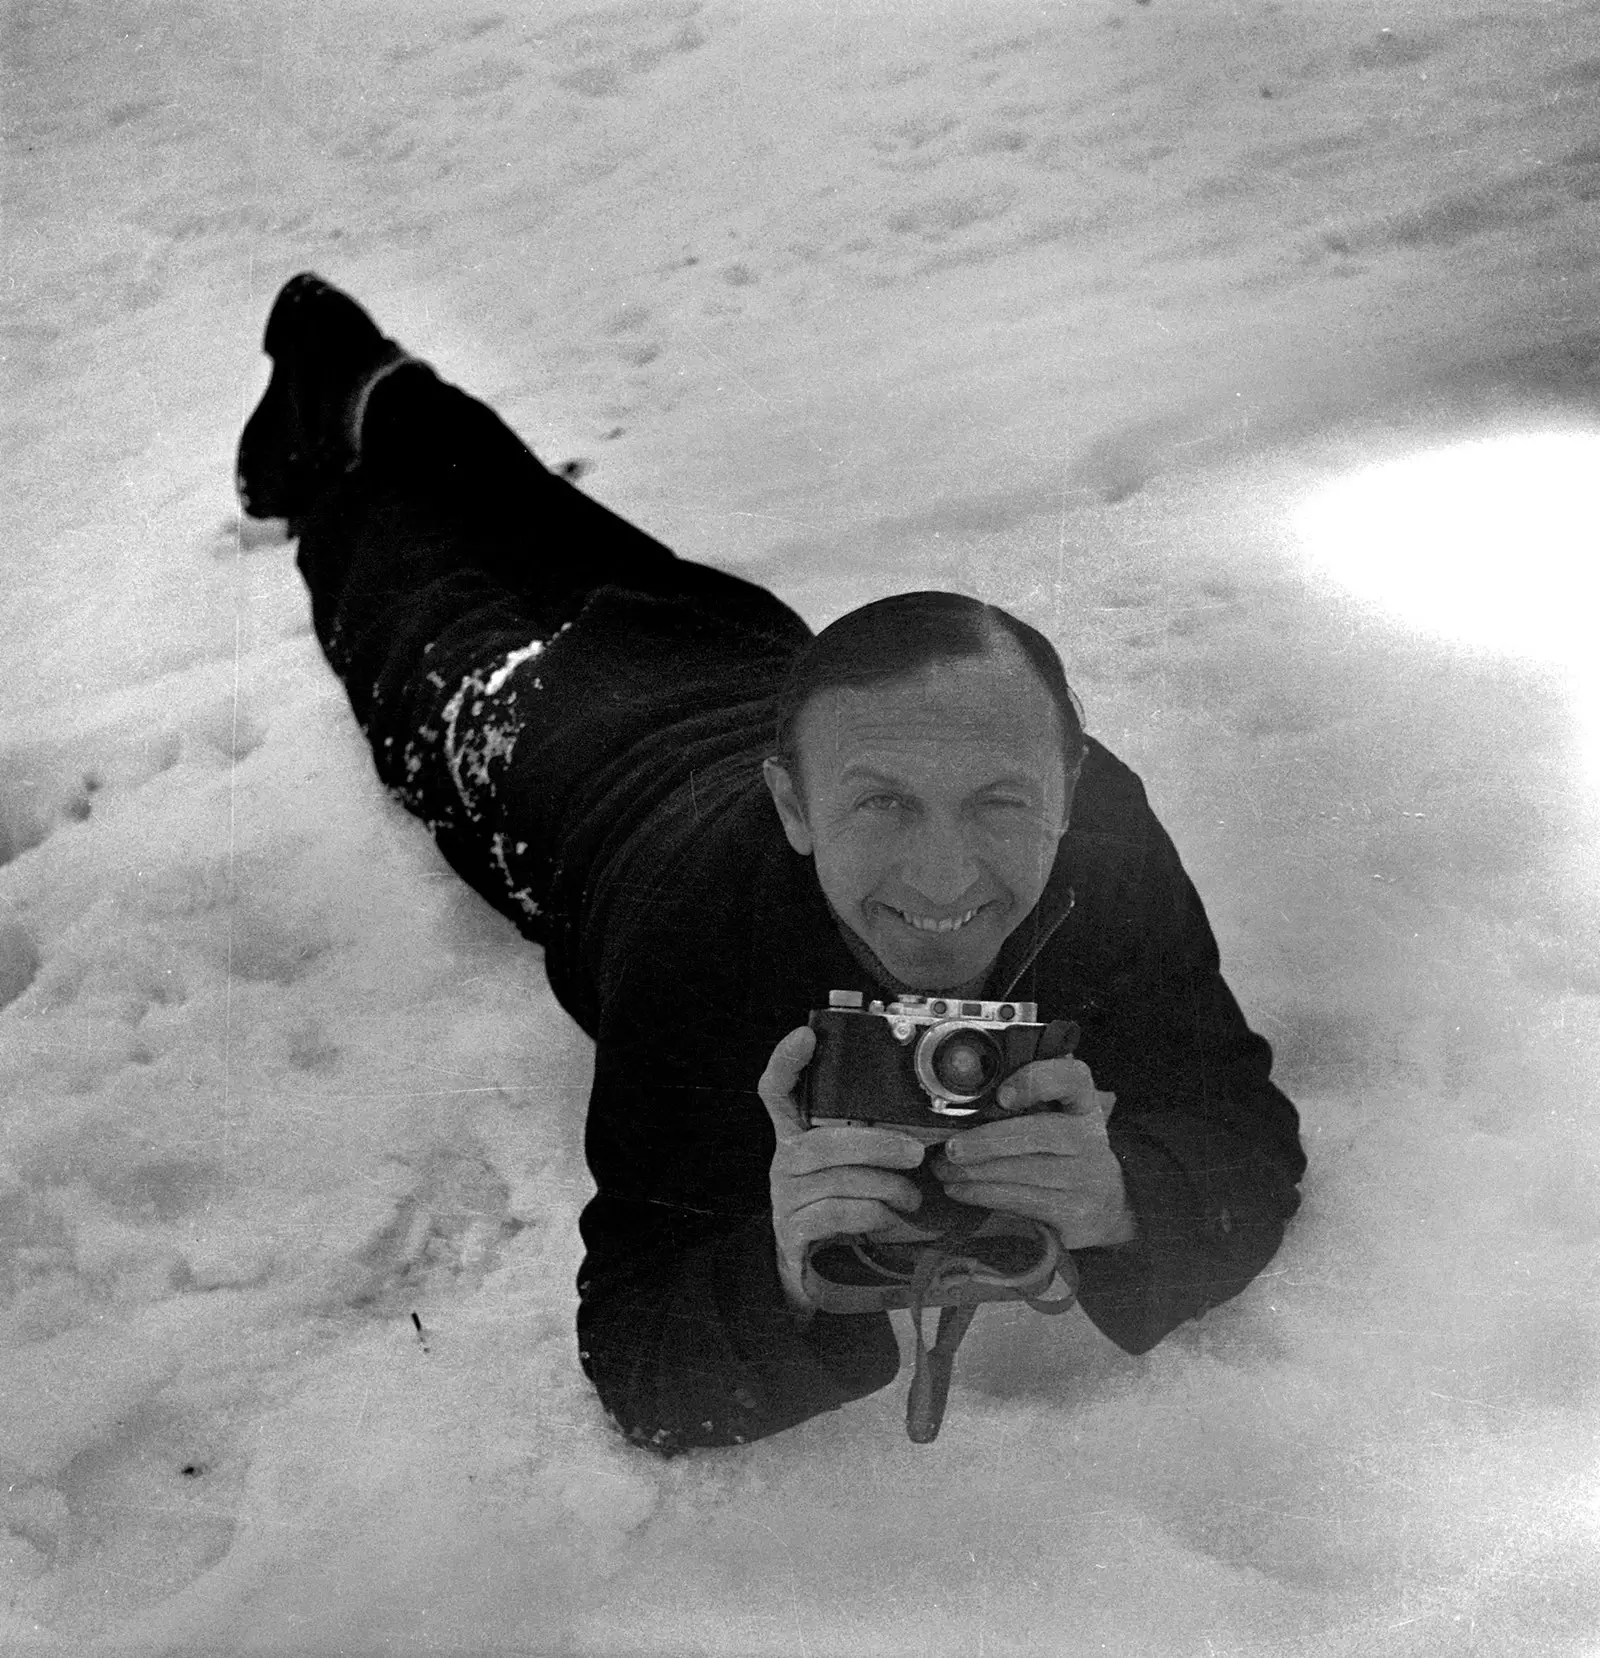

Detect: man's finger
[943, 1113, 1102, 1163]
[936, 1151, 1081, 1189]
[995, 1055, 1091, 1113]
[788, 1166, 923, 1216]
[786, 1198, 907, 1251]
[940, 1180, 1062, 1218]
[784, 1124, 927, 1175]
[997, 1057, 1115, 1118]
[756, 1025, 816, 1138]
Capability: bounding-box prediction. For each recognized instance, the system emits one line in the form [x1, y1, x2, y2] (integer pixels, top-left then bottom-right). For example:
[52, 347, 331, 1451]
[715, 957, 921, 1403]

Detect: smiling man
[766, 640, 1073, 997]
[240, 275, 1305, 1452]
[755, 622, 1142, 1327]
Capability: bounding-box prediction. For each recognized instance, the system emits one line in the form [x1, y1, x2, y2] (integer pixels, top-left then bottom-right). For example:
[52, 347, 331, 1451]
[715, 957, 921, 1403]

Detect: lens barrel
[914, 1023, 1004, 1109]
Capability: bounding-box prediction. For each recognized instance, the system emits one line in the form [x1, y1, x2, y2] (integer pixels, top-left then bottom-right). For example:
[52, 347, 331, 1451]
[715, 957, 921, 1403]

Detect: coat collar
[990, 866, 1076, 1000]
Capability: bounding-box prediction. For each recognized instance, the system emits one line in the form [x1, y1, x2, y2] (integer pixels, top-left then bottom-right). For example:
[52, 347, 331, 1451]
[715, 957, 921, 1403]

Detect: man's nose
[899, 815, 980, 902]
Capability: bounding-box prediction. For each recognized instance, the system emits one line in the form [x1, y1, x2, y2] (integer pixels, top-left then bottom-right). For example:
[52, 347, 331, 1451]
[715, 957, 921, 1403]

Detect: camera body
[803, 990, 1074, 1141]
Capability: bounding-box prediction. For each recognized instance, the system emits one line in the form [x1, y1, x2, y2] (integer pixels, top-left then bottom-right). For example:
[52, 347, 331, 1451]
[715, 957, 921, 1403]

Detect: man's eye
[859, 794, 904, 811]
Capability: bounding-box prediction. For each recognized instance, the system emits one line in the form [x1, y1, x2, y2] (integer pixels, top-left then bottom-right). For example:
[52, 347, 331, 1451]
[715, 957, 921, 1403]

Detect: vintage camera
[803, 990, 1078, 1140]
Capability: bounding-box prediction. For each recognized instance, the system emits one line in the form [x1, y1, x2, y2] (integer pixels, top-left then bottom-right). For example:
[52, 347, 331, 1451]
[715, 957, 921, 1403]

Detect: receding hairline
[800, 624, 1049, 714]
[779, 622, 1075, 788]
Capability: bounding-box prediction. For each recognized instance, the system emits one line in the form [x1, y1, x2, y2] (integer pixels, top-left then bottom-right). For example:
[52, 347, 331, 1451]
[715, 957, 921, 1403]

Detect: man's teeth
[896, 906, 980, 933]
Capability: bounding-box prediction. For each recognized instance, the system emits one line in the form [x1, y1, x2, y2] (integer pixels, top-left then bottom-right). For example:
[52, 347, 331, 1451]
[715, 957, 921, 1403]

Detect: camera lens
[936, 1037, 994, 1092]
[925, 1028, 1002, 1100]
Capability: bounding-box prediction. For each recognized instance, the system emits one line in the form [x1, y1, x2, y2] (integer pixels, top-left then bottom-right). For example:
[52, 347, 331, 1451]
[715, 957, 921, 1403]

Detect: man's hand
[930, 1055, 1136, 1249]
[757, 1026, 927, 1314]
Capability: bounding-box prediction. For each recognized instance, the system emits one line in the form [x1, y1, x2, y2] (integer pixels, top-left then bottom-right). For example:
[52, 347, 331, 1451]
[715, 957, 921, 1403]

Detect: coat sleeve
[1068, 812, 1307, 1354]
[574, 1203, 901, 1454]
[573, 1045, 902, 1454]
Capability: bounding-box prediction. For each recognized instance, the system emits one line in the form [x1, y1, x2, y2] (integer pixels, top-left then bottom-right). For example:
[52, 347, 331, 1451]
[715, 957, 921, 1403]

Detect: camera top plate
[826, 989, 1039, 1025]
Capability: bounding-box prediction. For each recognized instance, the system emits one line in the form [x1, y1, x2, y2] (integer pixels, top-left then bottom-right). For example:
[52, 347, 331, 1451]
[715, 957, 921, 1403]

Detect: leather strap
[904, 1251, 979, 1444]
[906, 1303, 976, 1443]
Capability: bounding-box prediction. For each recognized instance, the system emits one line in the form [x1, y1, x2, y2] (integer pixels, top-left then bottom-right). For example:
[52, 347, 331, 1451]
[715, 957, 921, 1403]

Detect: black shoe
[236, 272, 407, 521]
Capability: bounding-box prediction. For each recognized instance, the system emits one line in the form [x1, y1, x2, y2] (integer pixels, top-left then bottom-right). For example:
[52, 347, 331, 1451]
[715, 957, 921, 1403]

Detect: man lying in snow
[237, 274, 1306, 1453]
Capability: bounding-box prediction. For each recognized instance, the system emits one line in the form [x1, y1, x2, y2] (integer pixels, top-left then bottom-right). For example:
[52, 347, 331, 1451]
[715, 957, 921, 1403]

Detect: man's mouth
[883, 902, 986, 935]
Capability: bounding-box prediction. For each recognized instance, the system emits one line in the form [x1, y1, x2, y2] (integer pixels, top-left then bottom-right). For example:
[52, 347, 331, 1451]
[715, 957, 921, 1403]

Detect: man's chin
[865, 909, 1001, 993]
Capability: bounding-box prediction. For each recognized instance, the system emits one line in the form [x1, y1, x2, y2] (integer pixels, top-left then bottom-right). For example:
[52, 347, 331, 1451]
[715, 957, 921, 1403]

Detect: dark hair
[772, 590, 1087, 790]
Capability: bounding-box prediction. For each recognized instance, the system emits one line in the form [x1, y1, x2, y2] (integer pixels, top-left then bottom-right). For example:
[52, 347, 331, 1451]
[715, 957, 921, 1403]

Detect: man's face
[764, 645, 1072, 993]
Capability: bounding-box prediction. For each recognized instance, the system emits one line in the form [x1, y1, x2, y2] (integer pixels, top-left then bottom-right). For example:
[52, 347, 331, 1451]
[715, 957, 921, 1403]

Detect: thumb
[757, 1025, 816, 1140]
[998, 1054, 1094, 1114]
[1074, 1086, 1117, 1121]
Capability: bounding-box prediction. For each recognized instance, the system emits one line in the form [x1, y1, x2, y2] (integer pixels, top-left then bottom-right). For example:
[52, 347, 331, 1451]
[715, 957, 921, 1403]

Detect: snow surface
[4, 1, 1599, 1652]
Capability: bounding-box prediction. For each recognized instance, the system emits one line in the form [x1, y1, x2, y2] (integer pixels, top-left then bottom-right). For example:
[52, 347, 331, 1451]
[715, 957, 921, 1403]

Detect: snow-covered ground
[4, 1, 1599, 1652]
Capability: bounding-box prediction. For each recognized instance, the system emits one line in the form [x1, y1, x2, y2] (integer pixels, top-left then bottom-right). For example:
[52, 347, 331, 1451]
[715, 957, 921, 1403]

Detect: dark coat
[522, 593, 1307, 1453]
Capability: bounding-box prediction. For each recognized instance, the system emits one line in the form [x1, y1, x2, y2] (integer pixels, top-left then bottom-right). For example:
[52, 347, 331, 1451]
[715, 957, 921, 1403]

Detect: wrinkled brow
[837, 763, 1043, 795]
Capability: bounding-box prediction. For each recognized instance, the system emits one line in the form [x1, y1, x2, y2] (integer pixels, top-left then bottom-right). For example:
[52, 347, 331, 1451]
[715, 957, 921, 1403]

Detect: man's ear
[1059, 765, 1080, 839]
[762, 758, 814, 856]
[1052, 749, 1086, 841]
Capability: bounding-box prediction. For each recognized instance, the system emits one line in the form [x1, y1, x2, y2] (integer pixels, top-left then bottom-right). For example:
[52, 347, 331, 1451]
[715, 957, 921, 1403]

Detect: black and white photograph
[3, 2, 1597, 1653]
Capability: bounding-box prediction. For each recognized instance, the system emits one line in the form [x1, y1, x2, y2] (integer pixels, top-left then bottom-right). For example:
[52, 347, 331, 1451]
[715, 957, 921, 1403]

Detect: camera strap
[905, 1299, 976, 1444]
[900, 1220, 1079, 1442]
[803, 1210, 1079, 1442]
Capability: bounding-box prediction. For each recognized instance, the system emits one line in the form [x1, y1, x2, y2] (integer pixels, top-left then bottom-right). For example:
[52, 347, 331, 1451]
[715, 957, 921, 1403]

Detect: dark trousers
[293, 362, 810, 942]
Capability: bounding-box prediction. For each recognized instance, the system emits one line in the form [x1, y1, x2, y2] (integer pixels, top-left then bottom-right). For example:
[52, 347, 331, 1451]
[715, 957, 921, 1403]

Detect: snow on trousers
[289, 361, 805, 942]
